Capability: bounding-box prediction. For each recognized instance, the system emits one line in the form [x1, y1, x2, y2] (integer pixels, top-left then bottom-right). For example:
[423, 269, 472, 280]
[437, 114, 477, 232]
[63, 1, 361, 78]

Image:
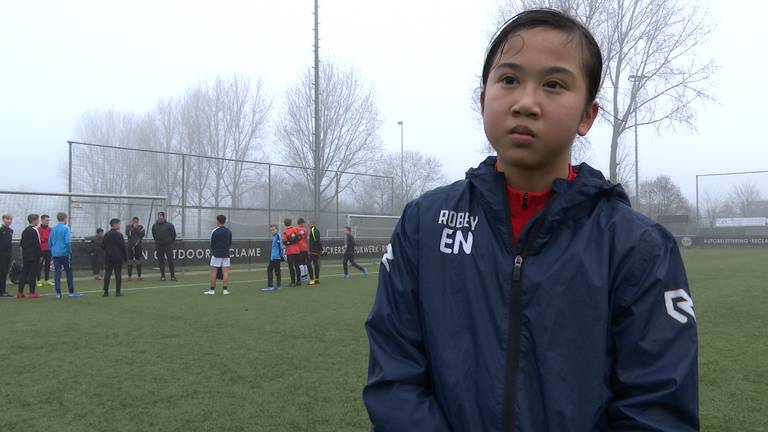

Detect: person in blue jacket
[262, 223, 284, 292]
[363, 9, 698, 432]
[48, 212, 82, 299]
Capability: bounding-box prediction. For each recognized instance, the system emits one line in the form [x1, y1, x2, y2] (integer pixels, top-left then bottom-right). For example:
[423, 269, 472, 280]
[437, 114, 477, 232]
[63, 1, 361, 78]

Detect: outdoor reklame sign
[679, 236, 768, 248]
[71, 238, 389, 269]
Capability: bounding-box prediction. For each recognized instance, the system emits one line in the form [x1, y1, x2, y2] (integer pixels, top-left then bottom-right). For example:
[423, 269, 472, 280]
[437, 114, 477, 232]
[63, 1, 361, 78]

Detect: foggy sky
[1, 0, 766, 203]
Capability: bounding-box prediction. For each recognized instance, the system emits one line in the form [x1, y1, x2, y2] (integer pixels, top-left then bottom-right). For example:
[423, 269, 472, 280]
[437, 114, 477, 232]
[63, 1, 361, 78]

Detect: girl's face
[481, 27, 599, 171]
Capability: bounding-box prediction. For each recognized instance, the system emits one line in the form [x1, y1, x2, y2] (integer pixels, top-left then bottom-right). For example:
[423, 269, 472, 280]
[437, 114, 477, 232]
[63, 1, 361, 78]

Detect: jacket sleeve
[140, 226, 146, 239]
[363, 202, 451, 432]
[151, 224, 157, 239]
[64, 227, 72, 256]
[609, 226, 699, 430]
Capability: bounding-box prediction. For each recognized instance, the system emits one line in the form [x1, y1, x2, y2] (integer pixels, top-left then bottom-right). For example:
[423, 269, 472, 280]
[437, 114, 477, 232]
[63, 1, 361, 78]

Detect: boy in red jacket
[36, 214, 53, 287]
[283, 218, 302, 287]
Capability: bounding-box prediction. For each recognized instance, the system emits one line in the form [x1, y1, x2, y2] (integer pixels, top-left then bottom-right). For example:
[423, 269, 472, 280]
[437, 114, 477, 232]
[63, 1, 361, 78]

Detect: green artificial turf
[1, 250, 766, 431]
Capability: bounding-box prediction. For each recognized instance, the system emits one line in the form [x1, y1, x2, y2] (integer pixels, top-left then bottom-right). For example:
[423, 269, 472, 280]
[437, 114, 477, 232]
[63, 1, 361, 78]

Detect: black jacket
[20, 225, 41, 261]
[126, 224, 145, 248]
[152, 221, 177, 246]
[0, 224, 12, 257]
[309, 225, 323, 254]
[85, 235, 103, 255]
[344, 233, 356, 255]
[210, 226, 232, 258]
[101, 229, 127, 262]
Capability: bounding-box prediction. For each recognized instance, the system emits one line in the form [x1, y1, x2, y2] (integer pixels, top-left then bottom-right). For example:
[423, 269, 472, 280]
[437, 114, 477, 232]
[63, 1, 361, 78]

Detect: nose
[510, 85, 540, 118]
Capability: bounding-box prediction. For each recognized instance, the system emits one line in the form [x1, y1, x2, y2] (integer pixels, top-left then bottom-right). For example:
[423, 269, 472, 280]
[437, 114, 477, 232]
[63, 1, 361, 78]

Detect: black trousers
[287, 254, 301, 285]
[267, 259, 281, 287]
[343, 253, 364, 275]
[37, 251, 52, 281]
[19, 259, 40, 294]
[104, 260, 123, 293]
[156, 244, 175, 278]
[309, 254, 320, 280]
[90, 253, 104, 276]
[0, 255, 10, 294]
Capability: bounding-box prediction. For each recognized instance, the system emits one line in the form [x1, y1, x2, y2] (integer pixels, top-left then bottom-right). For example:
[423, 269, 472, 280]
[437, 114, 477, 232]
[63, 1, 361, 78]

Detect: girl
[364, 9, 698, 431]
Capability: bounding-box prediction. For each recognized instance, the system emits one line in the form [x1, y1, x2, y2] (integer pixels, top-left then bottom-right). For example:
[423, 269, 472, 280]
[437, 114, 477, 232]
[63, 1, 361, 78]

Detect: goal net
[344, 214, 400, 240]
[0, 190, 167, 239]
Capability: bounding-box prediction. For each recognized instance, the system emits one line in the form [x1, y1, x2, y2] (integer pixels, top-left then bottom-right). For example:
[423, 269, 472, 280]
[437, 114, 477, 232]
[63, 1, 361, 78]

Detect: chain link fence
[68, 141, 396, 239]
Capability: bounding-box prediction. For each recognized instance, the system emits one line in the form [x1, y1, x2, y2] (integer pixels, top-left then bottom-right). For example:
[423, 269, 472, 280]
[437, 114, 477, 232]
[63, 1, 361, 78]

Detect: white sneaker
[222, 289, 230, 296]
[204, 289, 215, 295]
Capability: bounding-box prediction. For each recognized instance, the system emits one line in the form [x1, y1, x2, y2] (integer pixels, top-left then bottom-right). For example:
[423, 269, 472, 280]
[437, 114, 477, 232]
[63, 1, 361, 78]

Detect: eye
[543, 80, 564, 90]
[501, 75, 518, 85]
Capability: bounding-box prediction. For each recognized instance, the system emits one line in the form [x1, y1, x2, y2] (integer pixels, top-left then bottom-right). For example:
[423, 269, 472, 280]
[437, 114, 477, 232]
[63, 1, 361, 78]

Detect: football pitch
[1, 250, 766, 431]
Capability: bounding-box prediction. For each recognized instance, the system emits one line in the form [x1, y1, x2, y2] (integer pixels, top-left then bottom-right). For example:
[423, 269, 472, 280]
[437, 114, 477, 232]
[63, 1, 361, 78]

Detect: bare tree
[700, 191, 723, 228]
[729, 182, 762, 217]
[354, 150, 448, 214]
[276, 60, 382, 211]
[493, 0, 715, 182]
[637, 175, 689, 219]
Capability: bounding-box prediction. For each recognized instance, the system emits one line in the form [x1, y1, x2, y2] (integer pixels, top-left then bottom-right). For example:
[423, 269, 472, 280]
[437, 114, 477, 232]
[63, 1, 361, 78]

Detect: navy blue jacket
[210, 226, 232, 258]
[364, 157, 698, 431]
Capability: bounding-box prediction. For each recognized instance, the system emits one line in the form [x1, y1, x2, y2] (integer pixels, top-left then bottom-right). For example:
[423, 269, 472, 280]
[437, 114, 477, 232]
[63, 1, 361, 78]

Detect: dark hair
[132, 216, 139, 221]
[96, 228, 104, 234]
[109, 218, 120, 227]
[216, 215, 226, 224]
[27, 214, 39, 223]
[482, 9, 603, 104]
[270, 224, 277, 230]
[297, 217, 305, 225]
[283, 218, 292, 227]
[157, 212, 165, 217]
[41, 214, 49, 220]
[345, 226, 352, 232]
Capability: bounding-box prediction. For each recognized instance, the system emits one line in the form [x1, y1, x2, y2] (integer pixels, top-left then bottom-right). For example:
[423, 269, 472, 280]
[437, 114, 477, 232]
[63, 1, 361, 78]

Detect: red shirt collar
[494, 162, 577, 241]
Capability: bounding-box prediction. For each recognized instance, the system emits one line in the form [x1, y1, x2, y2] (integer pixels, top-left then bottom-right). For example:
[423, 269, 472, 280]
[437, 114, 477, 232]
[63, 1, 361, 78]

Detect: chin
[496, 149, 543, 170]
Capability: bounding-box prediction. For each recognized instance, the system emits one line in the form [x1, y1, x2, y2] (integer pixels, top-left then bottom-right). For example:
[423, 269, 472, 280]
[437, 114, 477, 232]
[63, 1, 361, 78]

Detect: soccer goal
[345, 214, 400, 240]
[0, 190, 167, 239]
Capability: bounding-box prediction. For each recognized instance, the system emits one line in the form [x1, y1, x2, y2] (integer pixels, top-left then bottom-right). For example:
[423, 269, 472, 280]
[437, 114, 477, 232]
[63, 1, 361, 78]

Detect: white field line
[31, 264, 382, 297]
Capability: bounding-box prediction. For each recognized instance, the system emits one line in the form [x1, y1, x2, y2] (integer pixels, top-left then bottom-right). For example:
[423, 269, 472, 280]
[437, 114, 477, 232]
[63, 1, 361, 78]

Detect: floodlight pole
[67, 141, 73, 224]
[313, 0, 321, 223]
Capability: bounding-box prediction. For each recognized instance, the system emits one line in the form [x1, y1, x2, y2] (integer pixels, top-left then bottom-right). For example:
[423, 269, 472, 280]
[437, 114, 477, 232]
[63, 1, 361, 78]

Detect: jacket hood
[466, 156, 628, 207]
[466, 156, 630, 250]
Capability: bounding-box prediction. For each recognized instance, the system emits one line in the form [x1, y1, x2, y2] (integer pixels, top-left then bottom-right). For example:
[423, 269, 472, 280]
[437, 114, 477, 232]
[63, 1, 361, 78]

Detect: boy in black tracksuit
[342, 226, 367, 278]
[86, 228, 105, 279]
[102, 219, 128, 297]
[125, 217, 145, 281]
[308, 218, 323, 285]
[19, 214, 42, 298]
[0, 213, 14, 298]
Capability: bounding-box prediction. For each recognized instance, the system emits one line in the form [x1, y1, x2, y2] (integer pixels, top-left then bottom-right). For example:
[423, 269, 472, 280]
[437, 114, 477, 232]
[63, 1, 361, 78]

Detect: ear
[577, 101, 599, 136]
[480, 88, 486, 115]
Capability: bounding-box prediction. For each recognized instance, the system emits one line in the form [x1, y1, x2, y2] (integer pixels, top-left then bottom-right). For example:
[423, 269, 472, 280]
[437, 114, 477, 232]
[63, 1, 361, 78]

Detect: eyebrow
[493, 62, 577, 78]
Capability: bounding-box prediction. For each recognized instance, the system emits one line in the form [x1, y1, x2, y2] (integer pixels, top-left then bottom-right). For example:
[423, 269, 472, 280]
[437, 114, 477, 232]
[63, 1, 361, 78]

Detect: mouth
[509, 125, 536, 145]
[509, 125, 536, 137]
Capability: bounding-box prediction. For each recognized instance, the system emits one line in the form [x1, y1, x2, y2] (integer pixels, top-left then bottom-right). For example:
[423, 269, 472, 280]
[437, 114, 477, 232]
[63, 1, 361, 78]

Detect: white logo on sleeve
[664, 289, 696, 324]
[382, 243, 394, 272]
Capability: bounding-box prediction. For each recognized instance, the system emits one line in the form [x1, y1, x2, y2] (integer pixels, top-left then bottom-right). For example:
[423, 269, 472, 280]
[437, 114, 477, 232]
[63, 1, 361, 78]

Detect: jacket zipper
[501, 196, 554, 432]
